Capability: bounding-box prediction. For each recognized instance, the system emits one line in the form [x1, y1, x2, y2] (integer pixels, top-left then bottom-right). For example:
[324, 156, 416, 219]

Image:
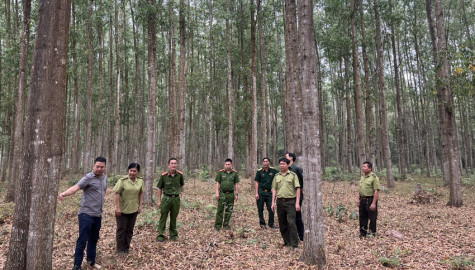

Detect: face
[362, 163, 372, 174]
[93, 162, 106, 177]
[224, 161, 232, 171]
[279, 161, 289, 172]
[128, 168, 139, 179]
[262, 159, 270, 168]
[169, 159, 178, 172]
[285, 154, 293, 162]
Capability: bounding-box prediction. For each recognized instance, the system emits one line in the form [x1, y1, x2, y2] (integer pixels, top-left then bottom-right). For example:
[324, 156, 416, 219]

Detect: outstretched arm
[58, 185, 80, 202]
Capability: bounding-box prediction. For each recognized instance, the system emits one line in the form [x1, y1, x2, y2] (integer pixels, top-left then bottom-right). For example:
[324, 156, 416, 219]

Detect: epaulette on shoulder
[161, 171, 168, 176]
[289, 171, 297, 175]
[219, 169, 225, 172]
[258, 168, 263, 171]
[119, 176, 128, 181]
[232, 169, 237, 173]
[177, 170, 183, 174]
[136, 176, 143, 179]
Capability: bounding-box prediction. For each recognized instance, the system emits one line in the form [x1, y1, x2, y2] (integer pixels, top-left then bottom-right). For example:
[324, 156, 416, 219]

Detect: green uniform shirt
[359, 172, 380, 197]
[157, 171, 185, 195]
[254, 167, 279, 190]
[215, 169, 240, 192]
[113, 176, 144, 214]
[272, 171, 300, 198]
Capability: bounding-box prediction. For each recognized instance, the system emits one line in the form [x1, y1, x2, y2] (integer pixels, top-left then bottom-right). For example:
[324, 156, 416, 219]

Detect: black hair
[95, 156, 107, 164]
[225, 158, 233, 163]
[363, 161, 373, 169]
[279, 157, 290, 165]
[286, 152, 297, 162]
[263, 157, 271, 162]
[128, 163, 141, 172]
[168, 158, 177, 164]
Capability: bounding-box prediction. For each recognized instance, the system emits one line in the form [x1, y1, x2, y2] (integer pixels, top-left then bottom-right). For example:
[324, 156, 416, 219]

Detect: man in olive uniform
[271, 157, 301, 248]
[214, 158, 240, 231]
[157, 158, 184, 242]
[286, 152, 304, 241]
[358, 161, 380, 237]
[254, 157, 279, 229]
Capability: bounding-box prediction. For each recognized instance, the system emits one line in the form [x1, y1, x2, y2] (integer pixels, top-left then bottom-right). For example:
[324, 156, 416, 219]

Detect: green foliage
[198, 169, 211, 182]
[461, 174, 475, 187]
[205, 204, 217, 219]
[379, 255, 401, 268]
[323, 167, 359, 182]
[181, 198, 202, 209]
[136, 209, 160, 230]
[441, 255, 474, 270]
[107, 174, 123, 187]
[325, 204, 352, 222]
[335, 204, 347, 223]
[349, 210, 358, 220]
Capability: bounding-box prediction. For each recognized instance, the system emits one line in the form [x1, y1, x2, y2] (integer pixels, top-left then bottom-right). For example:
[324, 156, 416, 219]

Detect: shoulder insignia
[258, 168, 262, 171]
[161, 172, 168, 176]
[232, 169, 237, 173]
[119, 176, 128, 181]
[177, 170, 184, 174]
[289, 171, 296, 175]
[219, 169, 225, 172]
[136, 176, 143, 179]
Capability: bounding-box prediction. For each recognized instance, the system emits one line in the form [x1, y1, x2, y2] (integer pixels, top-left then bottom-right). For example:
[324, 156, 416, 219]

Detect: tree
[298, 0, 326, 266]
[226, 0, 234, 161]
[5, 0, 72, 268]
[250, 0, 258, 177]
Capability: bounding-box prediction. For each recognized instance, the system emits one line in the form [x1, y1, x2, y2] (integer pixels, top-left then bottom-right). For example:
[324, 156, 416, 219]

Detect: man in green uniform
[214, 158, 240, 231]
[254, 157, 279, 229]
[157, 158, 184, 242]
[358, 161, 380, 237]
[271, 157, 301, 248]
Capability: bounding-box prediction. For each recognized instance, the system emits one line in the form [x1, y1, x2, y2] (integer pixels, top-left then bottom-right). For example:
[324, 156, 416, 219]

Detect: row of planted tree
[0, 0, 472, 216]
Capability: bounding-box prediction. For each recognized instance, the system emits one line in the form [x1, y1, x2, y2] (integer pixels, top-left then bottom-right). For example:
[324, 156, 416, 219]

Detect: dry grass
[0, 174, 474, 269]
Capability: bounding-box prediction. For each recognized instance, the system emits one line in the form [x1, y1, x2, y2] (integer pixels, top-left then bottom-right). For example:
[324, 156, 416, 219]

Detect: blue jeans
[74, 213, 102, 268]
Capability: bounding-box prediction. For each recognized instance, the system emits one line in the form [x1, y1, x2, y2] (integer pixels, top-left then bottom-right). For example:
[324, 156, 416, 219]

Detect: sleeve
[180, 174, 185, 186]
[254, 171, 260, 182]
[272, 177, 277, 190]
[296, 169, 303, 189]
[140, 179, 144, 193]
[235, 173, 240, 183]
[373, 175, 381, 190]
[76, 176, 89, 189]
[157, 175, 164, 189]
[113, 179, 124, 194]
[215, 172, 221, 183]
[294, 174, 301, 188]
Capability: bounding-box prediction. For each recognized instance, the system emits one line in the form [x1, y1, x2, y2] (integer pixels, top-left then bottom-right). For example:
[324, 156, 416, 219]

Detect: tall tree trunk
[129, 0, 140, 163]
[4, 0, 30, 203]
[144, 0, 158, 204]
[250, 0, 258, 177]
[5, 1, 71, 269]
[112, 0, 121, 173]
[390, 0, 406, 180]
[177, 0, 187, 166]
[208, 0, 214, 177]
[344, 59, 353, 173]
[69, 3, 80, 174]
[169, 2, 178, 158]
[298, 0, 326, 266]
[426, 0, 463, 206]
[83, 0, 94, 175]
[374, 0, 394, 187]
[257, 0, 267, 159]
[226, 0, 234, 161]
[351, 0, 366, 167]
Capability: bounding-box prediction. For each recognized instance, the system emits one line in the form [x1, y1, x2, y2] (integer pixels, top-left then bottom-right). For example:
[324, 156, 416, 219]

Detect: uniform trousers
[276, 198, 299, 247]
[115, 211, 138, 253]
[257, 190, 275, 227]
[158, 196, 180, 239]
[359, 197, 377, 237]
[215, 192, 235, 229]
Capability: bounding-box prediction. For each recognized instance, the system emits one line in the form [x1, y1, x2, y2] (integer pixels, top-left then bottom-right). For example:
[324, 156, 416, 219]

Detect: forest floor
[0, 173, 474, 269]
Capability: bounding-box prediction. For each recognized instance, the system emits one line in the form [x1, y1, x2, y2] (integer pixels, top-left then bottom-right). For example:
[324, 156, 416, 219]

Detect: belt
[164, 193, 180, 197]
[277, 197, 295, 202]
[360, 196, 373, 200]
[221, 191, 234, 194]
[260, 188, 271, 192]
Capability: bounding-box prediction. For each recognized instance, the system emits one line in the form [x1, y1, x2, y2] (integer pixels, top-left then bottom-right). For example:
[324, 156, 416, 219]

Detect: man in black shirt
[286, 152, 304, 241]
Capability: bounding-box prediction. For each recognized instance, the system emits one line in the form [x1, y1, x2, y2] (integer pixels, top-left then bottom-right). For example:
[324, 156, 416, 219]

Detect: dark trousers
[359, 197, 378, 237]
[276, 198, 299, 247]
[116, 211, 138, 253]
[257, 190, 274, 227]
[295, 200, 304, 241]
[74, 213, 102, 268]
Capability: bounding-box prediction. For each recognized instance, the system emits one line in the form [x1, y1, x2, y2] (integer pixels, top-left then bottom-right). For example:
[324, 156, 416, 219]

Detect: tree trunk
[112, 0, 121, 173]
[297, 0, 326, 266]
[250, 0, 258, 177]
[374, 0, 394, 187]
[144, 0, 158, 204]
[83, 0, 94, 175]
[5, 1, 71, 269]
[226, 0, 234, 161]
[257, 0, 267, 160]
[177, 0, 187, 166]
[208, 0, 214, 177]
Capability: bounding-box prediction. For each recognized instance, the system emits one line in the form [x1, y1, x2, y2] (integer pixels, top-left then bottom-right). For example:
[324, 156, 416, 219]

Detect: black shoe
[269, 224, 279, 229]
[260, 225, 266, 229]
[72, 266, 82, 270]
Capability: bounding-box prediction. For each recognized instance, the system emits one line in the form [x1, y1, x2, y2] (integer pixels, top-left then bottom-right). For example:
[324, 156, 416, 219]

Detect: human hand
[58, 193, 65, 203]
[138, 206, 142, 214]
[295, 203, 300, 212]
[157, 201, 161, 209]
[235, 194, 238, 201]
[115, 209, 121, 217]
[271, 204, 276, 212]
[216, 194, 220, 201]
[369, 204, 376, 211]
[357, 200, 360, 207]
[255, 194, 259, 200]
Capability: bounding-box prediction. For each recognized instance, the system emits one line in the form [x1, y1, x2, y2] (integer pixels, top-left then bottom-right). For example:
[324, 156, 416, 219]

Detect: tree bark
[83, 0, 94, 175]
[177, 0, 187, 166]
[297, 0, 326, 266]
[5, 1, 71, 269]
[250, 0, 258, 177]
[112, 0, 121, 173]
[257, 0, 267, 160]
[226, 0, 234, 161]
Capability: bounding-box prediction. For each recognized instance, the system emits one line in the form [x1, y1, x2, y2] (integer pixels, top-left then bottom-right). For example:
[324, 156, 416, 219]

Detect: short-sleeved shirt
[77, 171, 107, 217]
[157, 171, 185, 195]
[113, 176, 144, 214]
[272, 171, 300, 199]
[254, 167, 279, 190]
[359, 172, 380, 197]
[215, 170, 240, 192]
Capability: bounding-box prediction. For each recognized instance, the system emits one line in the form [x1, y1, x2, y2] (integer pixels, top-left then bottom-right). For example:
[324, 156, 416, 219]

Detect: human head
[93, 156, 107, 177]
[127, 163, 140, 179]
[262, 157, 271, 169]
[279, 157, 290, 172]
[224, 158, 233, 171]
[285, 152, 296, 163]
[168, 158, 178, 172]
[362, 161, 373, 175]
